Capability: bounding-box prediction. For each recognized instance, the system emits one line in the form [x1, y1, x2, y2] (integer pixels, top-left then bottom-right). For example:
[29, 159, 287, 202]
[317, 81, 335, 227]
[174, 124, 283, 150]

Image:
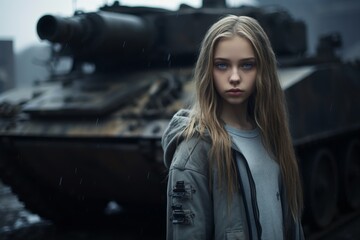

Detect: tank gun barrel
[37, 15, 86, 44]
[36, 12, 155, 59]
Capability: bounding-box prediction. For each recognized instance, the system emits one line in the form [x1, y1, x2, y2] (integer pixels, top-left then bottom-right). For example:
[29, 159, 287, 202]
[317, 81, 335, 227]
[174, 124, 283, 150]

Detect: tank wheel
[303, 148, 338, 229]
[341, 139, 360, 210]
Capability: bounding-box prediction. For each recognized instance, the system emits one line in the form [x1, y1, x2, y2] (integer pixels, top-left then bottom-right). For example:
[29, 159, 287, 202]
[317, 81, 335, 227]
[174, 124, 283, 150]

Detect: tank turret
[35, 3, 307, 71]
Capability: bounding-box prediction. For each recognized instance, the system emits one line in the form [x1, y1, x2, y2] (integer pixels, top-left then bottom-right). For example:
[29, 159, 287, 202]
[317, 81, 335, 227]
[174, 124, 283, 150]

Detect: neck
[221, 103, 254, 130]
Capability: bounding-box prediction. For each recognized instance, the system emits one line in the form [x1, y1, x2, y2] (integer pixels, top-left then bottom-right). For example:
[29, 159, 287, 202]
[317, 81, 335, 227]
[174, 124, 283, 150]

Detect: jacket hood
[161, 109, 191, 169]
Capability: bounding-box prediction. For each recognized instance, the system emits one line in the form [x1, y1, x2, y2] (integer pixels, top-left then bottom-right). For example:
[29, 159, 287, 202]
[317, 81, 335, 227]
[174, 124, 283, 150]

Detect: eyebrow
[213, 57, 256, 61]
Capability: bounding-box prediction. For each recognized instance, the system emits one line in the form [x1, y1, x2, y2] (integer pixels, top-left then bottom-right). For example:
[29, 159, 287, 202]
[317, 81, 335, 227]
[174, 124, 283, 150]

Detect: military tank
[0, 0, 359, 236]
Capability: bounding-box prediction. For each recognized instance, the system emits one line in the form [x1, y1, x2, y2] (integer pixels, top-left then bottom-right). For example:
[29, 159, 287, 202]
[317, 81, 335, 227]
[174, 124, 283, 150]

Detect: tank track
[0, 142, 107, 226]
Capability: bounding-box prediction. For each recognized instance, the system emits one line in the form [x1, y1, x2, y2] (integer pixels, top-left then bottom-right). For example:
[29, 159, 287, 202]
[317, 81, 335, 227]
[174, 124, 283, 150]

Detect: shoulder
[170, 136, 211, 176]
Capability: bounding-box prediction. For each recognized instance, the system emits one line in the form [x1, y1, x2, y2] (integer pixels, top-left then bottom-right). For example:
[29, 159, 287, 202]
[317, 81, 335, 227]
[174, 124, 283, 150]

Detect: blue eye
[242, 62, 256, 70]
[215, 62, 228, 70]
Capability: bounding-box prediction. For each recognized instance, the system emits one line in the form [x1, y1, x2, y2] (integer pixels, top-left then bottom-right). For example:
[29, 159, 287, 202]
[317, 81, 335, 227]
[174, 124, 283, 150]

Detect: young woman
[162, 15, 304, 240]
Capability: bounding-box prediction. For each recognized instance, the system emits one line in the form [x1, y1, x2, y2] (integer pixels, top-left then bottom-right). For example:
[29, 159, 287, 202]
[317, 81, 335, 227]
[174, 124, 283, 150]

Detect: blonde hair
[183, 15, 303, 219]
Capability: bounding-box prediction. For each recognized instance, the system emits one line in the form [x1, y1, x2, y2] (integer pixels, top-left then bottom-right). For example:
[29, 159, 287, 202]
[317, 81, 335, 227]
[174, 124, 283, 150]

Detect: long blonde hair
[183, 15, 303, 219]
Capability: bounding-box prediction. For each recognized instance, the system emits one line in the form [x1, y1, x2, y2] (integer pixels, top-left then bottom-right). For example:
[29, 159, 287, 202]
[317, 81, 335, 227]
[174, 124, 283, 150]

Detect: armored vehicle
[0, 0, 359, 237]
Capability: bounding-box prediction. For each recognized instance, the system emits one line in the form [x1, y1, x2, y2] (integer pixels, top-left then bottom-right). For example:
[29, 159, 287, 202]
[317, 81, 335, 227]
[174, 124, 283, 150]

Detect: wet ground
[1, 180, 360, 240]
[0, 181, 164, 240]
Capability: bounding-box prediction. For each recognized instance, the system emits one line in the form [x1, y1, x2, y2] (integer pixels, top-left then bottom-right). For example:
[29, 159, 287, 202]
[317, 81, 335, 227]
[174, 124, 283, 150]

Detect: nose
[229, 68, 240, 85]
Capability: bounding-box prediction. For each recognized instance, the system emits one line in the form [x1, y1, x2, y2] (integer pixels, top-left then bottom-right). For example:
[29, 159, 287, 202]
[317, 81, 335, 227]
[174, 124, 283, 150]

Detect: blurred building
[0, 40, 15, 93]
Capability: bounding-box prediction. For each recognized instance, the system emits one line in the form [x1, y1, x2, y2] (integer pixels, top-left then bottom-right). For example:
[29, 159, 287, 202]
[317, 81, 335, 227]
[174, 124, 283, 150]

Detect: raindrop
[123, 41, 126, 47]
[96, 118, 99, 126]
[147, 172, 150, 179]
[79, 178, 83, 184]
[167, 53, 171, 61]
[74, 167, 78, 174]
[59, 177, 63, 186]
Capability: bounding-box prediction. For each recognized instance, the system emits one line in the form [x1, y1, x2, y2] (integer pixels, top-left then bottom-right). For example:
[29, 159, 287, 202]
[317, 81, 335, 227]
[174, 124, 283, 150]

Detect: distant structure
[258, 0, 360, 57]
[0, 40, 15, 93]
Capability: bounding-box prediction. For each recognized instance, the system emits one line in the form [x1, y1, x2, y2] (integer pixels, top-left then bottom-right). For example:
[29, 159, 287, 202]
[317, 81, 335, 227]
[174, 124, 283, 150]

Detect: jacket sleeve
[166, 139, 214, 240]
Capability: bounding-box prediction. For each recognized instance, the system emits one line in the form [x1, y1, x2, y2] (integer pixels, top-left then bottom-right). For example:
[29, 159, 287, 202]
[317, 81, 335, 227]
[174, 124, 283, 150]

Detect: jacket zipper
[233, 151, 253, 240]
[234, 150, 262, 239]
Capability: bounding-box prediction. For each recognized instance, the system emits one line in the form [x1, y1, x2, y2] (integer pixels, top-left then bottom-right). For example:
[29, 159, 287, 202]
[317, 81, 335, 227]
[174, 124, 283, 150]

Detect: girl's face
[212, 36, 257, 111]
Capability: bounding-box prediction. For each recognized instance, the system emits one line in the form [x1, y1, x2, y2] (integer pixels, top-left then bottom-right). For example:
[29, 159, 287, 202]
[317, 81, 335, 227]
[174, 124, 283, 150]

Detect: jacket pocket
[226, 229, 245, 240]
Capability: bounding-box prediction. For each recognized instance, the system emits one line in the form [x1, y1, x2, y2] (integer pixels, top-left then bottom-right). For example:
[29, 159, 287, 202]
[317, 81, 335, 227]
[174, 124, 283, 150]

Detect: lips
[225, 88, 244, 97]
[227, 88, 243, 93]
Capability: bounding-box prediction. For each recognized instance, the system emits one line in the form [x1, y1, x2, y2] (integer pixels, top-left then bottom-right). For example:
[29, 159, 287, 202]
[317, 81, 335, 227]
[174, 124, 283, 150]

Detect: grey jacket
[162, 109, 304, 240]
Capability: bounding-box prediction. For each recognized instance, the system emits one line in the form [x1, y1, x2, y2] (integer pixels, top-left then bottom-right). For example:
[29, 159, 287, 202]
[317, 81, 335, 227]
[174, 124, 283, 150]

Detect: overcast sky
[0, 0, 256, 53]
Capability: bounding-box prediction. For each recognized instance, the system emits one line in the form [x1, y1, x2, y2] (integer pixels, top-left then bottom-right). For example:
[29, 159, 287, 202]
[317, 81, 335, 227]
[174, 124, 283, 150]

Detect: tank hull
[1, 63, 359, 228]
